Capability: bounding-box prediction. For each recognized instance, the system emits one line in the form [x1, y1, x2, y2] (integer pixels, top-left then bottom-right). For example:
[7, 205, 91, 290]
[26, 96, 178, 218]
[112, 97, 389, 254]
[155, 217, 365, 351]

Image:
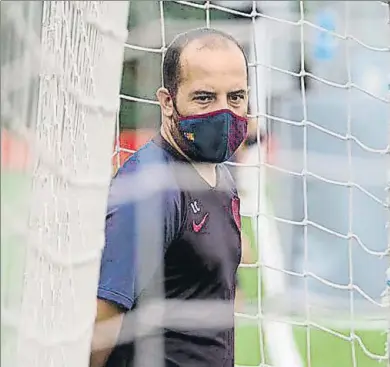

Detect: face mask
[176, 109, 248, 163]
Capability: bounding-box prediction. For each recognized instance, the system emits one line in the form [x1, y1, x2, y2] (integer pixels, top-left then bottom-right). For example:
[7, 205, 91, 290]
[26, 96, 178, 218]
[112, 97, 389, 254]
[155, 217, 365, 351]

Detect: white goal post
[1, 2, 129, 367]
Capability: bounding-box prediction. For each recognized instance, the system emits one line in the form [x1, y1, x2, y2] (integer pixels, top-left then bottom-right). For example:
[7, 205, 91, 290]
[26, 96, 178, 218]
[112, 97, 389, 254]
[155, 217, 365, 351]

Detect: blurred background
[111, 2, 390, 365]
[116, 0, 389, 307]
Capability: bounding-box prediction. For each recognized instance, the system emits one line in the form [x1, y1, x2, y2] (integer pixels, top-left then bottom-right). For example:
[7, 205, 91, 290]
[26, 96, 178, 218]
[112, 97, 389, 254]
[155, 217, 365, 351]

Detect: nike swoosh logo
[192, 213, 209, 233]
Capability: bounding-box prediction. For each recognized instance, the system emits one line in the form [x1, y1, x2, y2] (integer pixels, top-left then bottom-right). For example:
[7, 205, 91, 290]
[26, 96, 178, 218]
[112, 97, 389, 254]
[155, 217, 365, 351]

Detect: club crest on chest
[189, 200, 209, 233]
[231, 197, 241, 231]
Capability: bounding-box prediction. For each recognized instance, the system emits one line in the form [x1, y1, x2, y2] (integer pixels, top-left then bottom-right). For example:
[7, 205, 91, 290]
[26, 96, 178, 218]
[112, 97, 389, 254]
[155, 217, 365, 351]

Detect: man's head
[157, 28, 249, 163]
[158, 27, 248, 119]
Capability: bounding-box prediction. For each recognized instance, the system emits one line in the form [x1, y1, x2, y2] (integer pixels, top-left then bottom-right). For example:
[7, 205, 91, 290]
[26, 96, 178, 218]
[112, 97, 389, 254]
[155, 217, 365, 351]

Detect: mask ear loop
[170, 92, 182, 121]
[166, 92, 190, 158]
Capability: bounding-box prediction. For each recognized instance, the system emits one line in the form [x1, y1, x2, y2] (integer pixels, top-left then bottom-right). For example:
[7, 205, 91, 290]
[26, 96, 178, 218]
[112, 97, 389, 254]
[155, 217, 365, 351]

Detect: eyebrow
[191, 90, 216, 96]
[191, 89, 247, 96]
[228, 89, 247, 95]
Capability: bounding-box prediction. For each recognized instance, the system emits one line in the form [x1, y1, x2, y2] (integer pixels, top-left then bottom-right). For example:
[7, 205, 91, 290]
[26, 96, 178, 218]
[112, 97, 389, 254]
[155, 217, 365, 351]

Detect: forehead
[179, 39, 247, 91]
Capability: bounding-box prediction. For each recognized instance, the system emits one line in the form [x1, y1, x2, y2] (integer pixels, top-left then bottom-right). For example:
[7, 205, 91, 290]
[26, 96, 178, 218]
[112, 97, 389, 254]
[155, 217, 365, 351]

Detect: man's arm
[240, 232, 254, 265]
[89, 202, 136, 367]
[235, 233, 254, 312]
[89, 165, 183, 366]
[90, 300, 124, 367]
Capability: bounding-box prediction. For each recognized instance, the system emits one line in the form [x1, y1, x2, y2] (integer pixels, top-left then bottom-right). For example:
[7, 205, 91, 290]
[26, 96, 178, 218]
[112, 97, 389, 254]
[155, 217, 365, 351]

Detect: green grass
[1, 171, 29, 366]
[235, 218, 387, 367]
[1, 173, 386, 367]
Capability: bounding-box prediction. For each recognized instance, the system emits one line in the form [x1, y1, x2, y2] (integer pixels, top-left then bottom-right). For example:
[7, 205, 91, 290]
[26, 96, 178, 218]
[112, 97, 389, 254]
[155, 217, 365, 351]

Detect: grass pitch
[236, 218, 386, 367]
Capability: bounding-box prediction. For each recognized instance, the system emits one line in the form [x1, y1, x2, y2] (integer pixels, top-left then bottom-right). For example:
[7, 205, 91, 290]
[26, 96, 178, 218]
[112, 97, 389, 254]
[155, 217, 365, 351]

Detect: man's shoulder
[114, 139, 180, 181]
[108, 139, 182, 210]
[120, 139, 173, 172]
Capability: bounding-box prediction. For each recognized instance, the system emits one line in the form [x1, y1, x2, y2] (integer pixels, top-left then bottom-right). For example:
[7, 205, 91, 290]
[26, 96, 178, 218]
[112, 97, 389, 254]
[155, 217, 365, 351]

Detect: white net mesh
[114, 1, 390, 367]
[1, 1, 389, 367]
[1, 1, 129, 367]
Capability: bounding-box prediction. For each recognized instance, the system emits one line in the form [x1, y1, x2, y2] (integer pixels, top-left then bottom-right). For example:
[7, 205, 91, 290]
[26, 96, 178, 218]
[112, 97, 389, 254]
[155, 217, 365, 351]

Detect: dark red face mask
[176, 109, 248, 163]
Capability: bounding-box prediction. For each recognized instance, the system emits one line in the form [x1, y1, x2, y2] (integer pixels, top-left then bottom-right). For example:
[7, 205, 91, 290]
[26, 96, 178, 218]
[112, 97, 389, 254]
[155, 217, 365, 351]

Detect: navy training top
[98, 135, 242, 367]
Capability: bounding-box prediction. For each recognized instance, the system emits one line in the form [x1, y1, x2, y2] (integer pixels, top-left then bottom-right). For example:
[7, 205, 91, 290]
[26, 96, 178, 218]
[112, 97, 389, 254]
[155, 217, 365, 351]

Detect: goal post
[1, 2, 129, 367]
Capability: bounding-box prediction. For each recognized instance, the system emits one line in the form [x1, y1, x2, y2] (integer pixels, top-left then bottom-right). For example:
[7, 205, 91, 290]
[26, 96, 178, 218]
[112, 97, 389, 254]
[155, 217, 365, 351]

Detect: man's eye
[229, 94, 245, 103]
[195, 95, 212, 102]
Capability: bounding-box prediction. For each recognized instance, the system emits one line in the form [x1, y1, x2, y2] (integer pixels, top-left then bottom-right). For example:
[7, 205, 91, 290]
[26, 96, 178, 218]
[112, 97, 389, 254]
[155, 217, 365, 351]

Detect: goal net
[1, 1, 389, 367]
[1, 1, 129, 367]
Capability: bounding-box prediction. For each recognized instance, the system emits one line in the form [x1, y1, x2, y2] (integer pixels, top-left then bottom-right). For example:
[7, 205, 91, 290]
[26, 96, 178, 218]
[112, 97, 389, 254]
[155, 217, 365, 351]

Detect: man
[90, 27, 249, 367]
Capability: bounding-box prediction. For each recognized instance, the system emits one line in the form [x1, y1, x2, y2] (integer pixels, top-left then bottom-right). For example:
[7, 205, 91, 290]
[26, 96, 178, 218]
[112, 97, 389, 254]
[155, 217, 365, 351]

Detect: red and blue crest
[231, 197, 241, 231]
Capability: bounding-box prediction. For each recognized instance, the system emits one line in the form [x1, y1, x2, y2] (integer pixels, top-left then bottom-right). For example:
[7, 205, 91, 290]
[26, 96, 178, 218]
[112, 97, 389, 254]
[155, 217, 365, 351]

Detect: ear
[156, 87, 174, 118]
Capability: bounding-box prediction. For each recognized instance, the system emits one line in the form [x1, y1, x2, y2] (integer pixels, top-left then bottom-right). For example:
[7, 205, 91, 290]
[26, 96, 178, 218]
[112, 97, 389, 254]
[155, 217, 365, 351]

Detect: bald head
[163, 28, 248, 97]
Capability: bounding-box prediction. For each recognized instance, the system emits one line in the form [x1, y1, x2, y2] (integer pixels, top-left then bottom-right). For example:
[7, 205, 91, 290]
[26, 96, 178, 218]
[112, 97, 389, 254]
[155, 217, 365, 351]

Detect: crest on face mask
[184, 132, 195, 141]
[177, 109, 248, 163]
